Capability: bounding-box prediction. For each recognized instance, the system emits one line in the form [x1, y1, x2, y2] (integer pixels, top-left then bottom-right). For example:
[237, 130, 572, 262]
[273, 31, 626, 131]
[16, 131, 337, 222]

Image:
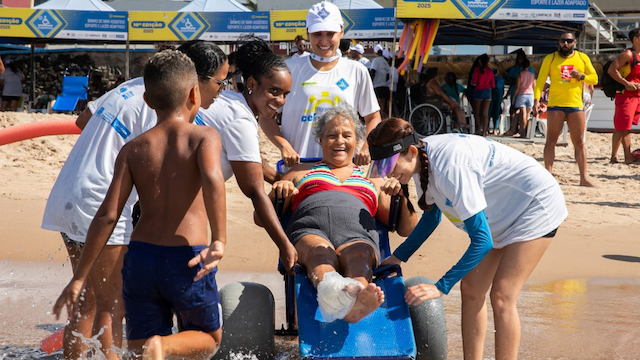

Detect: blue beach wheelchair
[214, 159, 447, 360]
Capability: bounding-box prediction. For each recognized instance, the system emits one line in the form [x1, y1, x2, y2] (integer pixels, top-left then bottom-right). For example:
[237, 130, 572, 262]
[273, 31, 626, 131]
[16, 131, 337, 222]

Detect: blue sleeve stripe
[435, 210, 493, 295]
[392, 206, 441, 262]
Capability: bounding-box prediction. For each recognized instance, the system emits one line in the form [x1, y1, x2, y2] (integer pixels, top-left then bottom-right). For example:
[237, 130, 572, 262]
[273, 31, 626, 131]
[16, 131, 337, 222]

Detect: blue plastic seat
[52, 70, 89, 112]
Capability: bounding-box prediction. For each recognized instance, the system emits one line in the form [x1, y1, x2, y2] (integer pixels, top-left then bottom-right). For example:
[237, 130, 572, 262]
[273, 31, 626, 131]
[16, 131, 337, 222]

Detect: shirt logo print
[336, 78, 349, 91]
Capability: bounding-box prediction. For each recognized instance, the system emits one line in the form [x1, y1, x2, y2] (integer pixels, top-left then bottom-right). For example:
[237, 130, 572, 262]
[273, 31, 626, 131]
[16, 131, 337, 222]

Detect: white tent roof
[178, 0, 251, 12]
[34, 0, 116, 11]
[326, 0, 382, 9]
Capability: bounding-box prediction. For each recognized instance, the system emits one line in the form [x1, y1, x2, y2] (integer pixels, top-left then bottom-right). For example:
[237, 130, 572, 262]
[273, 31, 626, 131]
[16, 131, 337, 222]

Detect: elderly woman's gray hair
[313, 103, 365, 141]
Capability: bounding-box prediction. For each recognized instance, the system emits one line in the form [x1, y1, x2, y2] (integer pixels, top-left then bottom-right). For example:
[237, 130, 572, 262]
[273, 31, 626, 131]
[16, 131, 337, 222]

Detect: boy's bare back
[118, 120, 224, 247]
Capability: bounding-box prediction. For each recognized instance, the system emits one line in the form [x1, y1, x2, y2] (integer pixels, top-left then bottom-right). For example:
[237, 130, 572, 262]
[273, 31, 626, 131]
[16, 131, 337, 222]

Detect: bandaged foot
[316, 271, 364, 322]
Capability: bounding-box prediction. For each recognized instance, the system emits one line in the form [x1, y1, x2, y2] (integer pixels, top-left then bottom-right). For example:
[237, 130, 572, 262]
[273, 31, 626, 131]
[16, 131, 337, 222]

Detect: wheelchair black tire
[405, 276, 448, 360]
[213, 282, 276, 360]
[409, 103, 444, 137]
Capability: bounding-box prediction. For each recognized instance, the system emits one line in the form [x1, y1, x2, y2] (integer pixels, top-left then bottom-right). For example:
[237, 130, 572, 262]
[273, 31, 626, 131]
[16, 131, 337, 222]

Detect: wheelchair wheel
[409, 104, 444, 137]
[405, 276, 447, 360]
[213, 282, 276, 360]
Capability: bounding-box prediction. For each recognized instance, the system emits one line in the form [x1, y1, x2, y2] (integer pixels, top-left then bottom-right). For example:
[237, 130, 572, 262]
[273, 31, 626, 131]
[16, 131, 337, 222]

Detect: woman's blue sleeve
[434, 210, 493, 295]
[392, 205, 441, 262]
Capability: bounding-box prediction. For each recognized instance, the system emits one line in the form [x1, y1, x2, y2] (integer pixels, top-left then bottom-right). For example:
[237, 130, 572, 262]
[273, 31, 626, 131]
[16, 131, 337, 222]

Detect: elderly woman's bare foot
[344, 283, 384, 323]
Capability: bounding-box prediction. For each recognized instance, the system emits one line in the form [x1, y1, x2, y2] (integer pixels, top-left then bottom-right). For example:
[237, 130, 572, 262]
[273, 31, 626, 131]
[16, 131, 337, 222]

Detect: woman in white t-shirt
[367, 117, 567, 360]
[197, 36, 297, 272]
[261, 1, 381, 167]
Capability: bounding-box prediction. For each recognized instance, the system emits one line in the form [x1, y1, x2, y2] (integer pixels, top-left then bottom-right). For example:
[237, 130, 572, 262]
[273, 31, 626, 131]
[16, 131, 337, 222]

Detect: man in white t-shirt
[261, 2, 381, 166]
[349, 43, 370, 69]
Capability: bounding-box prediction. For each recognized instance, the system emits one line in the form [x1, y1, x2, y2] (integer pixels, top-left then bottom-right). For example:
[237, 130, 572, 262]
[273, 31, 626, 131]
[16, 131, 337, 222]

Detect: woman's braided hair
[367, 117, 431, 212]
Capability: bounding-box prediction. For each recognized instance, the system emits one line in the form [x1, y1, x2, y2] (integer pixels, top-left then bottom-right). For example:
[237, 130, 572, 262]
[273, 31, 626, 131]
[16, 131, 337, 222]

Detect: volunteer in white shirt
[261, 1, 381, 167]
[349, 43, 370, 68]
[367, 117, 567, 360]
[369, 44, 391, 117]
[42, 41, 229, 360]
[196, 36, 297, 272]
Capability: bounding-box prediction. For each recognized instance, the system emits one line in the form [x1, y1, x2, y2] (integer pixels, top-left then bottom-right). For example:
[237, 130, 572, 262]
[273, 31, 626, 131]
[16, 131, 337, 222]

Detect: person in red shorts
[608, 28, 640, 164]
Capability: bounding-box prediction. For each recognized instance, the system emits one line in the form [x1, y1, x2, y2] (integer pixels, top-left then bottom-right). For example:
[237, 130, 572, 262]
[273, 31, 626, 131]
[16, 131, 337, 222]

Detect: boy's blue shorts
[122, 241, 222, 341]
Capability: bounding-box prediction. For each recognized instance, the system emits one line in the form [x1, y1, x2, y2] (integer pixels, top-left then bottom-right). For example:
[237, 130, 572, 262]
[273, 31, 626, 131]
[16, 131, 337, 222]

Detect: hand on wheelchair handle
[354, 148, 371, 166]
[280, 146, 300, 168]
[381, 177, 403, 196]
[272, 180, 298, 198]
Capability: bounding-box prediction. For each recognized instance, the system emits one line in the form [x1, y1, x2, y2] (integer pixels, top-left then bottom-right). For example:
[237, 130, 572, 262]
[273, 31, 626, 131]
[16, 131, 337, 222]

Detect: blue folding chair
[214, 159, 447, 360]
[52, 67, 89, 113]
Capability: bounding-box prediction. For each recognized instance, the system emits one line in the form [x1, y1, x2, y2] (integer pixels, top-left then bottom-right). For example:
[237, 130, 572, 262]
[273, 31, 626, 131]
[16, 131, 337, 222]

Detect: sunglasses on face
[212, 78, 230, 87]
[560, 38, 575, 44]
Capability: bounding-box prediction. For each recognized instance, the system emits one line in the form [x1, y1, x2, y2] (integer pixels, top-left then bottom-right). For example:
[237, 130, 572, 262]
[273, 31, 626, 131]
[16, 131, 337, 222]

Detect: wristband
[580, 74, 585, 81]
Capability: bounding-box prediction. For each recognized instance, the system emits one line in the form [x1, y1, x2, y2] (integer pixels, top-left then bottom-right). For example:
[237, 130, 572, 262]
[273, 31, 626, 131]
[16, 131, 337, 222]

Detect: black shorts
[374, 86, 390, 100]
[2, 95, 20, 102]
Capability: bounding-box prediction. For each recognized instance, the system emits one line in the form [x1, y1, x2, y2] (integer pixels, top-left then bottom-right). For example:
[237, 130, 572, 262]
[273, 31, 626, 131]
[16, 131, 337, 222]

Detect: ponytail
[416, 146, 431, 210]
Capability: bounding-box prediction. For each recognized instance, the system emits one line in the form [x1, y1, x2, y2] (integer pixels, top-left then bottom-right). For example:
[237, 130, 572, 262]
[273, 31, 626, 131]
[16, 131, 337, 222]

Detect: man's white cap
[306, 1, 344, 34]
[382, 49, 392, 59]
[373, 44, 383, 54]
[349, 43, 364, 54]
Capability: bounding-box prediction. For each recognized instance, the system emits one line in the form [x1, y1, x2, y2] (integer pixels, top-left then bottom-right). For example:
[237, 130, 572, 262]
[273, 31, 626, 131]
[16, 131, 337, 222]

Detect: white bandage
[316, 271, 363, 322]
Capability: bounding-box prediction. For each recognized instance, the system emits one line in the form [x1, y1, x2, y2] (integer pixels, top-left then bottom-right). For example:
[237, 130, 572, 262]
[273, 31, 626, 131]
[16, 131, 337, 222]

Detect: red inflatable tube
[0, 118, 81, 146]
[40, 327, 64, 354]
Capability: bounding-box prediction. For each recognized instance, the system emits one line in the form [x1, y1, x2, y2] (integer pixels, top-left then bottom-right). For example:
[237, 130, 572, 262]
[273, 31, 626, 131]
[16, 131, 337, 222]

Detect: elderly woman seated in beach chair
[259, 103, 418, 324]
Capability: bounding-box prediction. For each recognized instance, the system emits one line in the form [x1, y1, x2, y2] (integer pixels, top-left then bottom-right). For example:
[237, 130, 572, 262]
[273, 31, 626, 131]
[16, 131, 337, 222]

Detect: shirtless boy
[53, 50, 227, 360]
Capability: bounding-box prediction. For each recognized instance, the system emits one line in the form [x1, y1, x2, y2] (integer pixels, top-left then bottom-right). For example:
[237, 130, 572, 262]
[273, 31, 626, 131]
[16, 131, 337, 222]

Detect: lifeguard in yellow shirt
[534, 32, 598, 187]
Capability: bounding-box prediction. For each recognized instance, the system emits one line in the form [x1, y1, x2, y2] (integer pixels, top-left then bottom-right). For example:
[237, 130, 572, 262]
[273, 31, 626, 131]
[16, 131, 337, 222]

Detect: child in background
[53, 50, 227, 360]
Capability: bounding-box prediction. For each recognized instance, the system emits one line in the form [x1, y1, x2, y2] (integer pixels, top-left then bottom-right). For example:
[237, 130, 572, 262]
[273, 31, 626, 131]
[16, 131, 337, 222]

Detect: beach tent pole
[125, 37, 130, 80]
[389, 1, 398, 116]
[30, 42, 35, 102]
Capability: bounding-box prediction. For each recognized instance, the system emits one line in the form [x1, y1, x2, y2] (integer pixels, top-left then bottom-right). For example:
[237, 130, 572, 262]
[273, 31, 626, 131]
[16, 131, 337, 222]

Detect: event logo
[449, 0, 508, 19]
[300, 92, 343, 123]
[336, 79, 349, 91]
[26, 10, 66, 38]
[168, 12, 208, 41]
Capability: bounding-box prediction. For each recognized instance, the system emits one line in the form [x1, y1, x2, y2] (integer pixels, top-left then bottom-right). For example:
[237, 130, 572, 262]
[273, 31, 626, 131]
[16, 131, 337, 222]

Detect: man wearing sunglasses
[534, 32, 598, 187]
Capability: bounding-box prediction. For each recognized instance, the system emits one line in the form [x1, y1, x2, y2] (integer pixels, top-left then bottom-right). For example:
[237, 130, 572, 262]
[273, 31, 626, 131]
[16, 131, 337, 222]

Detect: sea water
[1, 261, 640, 360]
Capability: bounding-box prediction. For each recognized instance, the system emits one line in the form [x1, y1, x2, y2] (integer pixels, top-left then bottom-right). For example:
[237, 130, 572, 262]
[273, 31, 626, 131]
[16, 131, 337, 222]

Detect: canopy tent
[34, 0, 116, 11]
[434, 19, 583, 49]
[326, 0, 382, 9]
[178, 0, 252, 12]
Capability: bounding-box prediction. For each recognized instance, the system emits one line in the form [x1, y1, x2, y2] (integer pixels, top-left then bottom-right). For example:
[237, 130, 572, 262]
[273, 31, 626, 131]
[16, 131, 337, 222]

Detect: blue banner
[198, 11, 270, 41]
[25, 10, 128, 40]
[342, 8, 404, 39]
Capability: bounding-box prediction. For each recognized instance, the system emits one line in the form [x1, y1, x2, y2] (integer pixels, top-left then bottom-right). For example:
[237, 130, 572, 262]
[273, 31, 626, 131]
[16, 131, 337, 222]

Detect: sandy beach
[1, 111, 639, 359]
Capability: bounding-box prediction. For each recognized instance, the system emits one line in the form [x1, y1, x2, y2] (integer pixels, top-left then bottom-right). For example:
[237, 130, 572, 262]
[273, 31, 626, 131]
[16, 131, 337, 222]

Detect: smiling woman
[195, 36, 298, 274]
[261, 103, 417, 324]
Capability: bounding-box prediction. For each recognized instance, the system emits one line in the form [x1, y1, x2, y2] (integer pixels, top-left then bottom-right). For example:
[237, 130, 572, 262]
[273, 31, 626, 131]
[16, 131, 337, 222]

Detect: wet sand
[1, 112, 639, 358]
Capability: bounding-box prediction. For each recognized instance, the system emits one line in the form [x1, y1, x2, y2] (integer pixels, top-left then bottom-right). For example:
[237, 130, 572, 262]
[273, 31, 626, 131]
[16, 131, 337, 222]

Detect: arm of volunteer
[582, 55, 598, 86]
[231, 161, 297, 273]
[434, 210, 493, 294]
[392, 205, 442, 262]
[534, 55, 551, 100]
[259, 114, 300, 166]
[53, 147, 134, 319]
[75, 108, 92, 130]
